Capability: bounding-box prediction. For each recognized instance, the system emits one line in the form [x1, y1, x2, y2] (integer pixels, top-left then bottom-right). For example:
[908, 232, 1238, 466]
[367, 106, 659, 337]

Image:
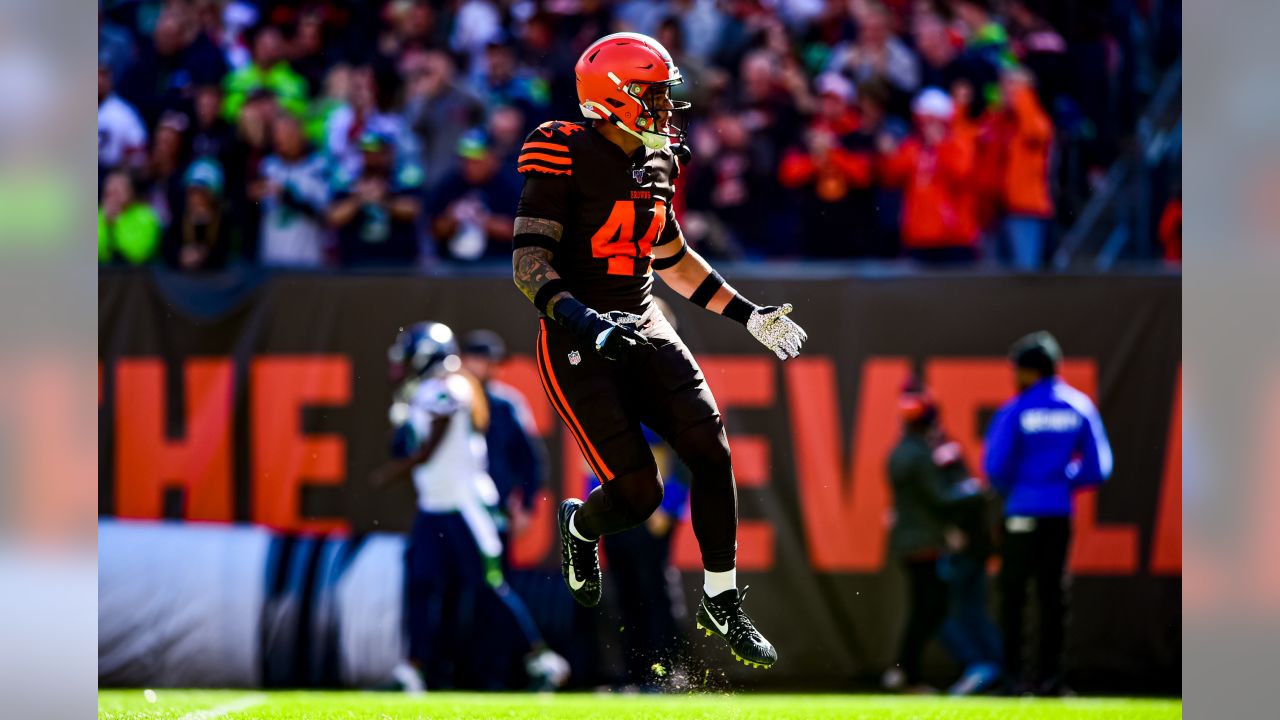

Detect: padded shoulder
[517, 121, 590, 176]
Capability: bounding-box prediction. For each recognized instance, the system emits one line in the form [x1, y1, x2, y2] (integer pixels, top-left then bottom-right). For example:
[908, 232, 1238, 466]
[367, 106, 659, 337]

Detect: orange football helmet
[576, 32, 690, 150]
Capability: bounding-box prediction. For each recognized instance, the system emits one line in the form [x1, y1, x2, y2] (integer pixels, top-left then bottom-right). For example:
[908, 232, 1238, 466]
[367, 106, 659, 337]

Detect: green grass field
[98, 690, 1181, 720]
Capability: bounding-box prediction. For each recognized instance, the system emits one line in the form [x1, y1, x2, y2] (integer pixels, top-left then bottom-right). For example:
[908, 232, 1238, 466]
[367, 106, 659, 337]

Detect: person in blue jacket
[983, 331, 1112, 696]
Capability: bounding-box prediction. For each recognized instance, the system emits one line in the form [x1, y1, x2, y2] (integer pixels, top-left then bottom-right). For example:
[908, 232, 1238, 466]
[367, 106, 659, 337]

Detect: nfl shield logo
[632, 168, 647, 184]
[568, 350, 582, 366]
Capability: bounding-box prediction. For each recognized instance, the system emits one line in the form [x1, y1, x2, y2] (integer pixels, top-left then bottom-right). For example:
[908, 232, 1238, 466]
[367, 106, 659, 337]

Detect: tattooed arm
[511, 215, 653, 360]
[511, 217, 570, 318]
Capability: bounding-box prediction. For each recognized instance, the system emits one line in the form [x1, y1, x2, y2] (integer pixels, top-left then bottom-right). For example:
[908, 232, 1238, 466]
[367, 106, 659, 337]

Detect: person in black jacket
[885, 379, 985, 692]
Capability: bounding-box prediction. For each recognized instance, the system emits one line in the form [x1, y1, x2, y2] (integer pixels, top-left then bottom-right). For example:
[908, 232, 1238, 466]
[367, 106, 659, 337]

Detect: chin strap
[614, 120, 669, 150]
[584, 99, 673, 150]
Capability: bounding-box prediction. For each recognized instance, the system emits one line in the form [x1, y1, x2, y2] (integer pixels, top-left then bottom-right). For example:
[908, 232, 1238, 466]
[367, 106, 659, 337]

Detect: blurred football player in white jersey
[374, 321, 567, 692]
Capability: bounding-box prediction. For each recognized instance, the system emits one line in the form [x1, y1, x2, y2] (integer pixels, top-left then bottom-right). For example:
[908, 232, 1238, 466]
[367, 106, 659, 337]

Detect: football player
[376, 322, 568, 691]
[511, 32, 807, 669]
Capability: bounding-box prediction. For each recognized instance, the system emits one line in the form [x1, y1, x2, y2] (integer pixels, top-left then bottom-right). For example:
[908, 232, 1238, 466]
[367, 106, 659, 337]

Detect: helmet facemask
[615, 77, 690, 150]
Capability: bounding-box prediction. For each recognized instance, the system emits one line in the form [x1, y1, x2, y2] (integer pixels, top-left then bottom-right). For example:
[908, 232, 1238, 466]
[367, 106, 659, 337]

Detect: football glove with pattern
[746, 304, 807, 361]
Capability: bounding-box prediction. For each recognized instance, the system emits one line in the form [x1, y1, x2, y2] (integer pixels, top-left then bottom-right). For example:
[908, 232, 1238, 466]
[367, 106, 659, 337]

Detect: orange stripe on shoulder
[518, 164, 573, 176]
[519, 152, 572, 165]
[521, 141, 570, 153]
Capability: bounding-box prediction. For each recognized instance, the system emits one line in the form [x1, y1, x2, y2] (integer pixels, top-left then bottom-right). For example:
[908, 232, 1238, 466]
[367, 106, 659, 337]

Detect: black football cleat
[557, 499, 602, 607]
[696, 586, 777, 669]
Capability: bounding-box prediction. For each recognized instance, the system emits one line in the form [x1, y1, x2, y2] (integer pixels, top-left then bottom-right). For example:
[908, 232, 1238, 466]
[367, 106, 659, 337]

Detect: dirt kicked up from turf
[98, 689, 1182, 720]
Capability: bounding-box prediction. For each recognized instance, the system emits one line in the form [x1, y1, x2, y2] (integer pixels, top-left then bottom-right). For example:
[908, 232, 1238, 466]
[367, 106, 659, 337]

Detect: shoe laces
[568, 534, 598, 574]
[717, 586, 763, 646]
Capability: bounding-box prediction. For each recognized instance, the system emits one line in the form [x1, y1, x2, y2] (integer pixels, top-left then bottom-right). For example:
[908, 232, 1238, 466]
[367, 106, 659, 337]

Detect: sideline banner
[98, 268, 1181, 691]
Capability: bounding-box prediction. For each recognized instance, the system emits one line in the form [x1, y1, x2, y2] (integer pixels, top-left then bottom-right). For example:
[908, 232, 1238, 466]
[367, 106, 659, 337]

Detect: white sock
[568, 508, 594, 543]
[704, 568, 736, 597]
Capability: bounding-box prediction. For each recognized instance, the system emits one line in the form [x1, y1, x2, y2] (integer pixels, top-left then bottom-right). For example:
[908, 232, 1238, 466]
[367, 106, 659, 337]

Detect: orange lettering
[789, 356, 910, 571]
[251, 357, 351, 532]
[1060, 361, 1138, 574]
[673, 357, 775, 570]
[1149, 367, 1182, 575]
[116, 358, 233, 521]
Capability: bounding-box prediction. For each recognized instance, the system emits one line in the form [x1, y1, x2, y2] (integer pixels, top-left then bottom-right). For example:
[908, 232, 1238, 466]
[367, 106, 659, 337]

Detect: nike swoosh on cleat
[702, 601, 730, 634]
[568, 564, 586, 590]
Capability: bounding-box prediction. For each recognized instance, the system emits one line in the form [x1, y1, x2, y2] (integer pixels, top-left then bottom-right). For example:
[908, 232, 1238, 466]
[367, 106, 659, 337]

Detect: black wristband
[533, 279, 568, 315]
[513, 233, 557, 251]
[690, 270, 725, 307]
[723, 295, 758, 325]
[651, 243, 688, 270]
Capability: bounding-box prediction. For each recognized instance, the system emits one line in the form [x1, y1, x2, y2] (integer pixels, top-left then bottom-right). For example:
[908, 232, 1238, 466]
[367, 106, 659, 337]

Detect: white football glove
[746, 303, 807, 360]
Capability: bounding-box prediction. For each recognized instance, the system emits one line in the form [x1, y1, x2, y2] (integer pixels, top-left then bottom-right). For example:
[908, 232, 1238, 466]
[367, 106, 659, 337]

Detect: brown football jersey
[515, 120, 681, 314]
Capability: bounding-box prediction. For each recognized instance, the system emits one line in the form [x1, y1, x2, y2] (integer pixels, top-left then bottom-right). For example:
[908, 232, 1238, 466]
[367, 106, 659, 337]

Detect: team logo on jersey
[632, 167, 647, 184]
[568, 350, 582, 366]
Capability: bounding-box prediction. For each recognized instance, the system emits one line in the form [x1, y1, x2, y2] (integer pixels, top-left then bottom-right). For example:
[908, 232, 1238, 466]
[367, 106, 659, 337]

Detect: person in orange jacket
[994, 68, 1055, 270]
[952, 79, 1007, 240]
[778, 73, 877, 258]
[878, 87, 979, 264]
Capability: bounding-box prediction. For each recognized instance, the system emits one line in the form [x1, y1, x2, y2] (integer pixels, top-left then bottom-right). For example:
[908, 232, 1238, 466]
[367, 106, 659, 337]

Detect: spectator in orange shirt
[778, 73, 877, 258]
[995, 68, 1055, 270]
[952, 80, 1006, 238]
[878, 88, 978, 265]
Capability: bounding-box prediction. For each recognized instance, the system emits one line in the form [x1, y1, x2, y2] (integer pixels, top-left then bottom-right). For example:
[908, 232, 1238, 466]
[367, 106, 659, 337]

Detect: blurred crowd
[97, 0, 1180, 271]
